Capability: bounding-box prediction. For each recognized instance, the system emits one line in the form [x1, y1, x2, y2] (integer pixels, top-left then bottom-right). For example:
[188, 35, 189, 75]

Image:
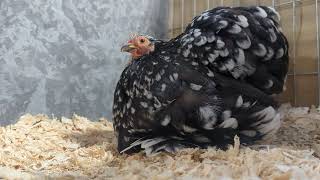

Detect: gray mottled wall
[0, 0, 169, 125]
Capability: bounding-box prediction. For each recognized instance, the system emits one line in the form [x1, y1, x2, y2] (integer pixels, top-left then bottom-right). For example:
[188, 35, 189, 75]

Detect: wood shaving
[0, 104, 319, 179]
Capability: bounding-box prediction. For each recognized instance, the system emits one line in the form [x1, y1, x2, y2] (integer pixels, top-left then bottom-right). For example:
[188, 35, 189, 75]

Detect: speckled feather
[113, 6, 287, 155]
[113, 44, 281, 155]
[179, 6, 289, 95]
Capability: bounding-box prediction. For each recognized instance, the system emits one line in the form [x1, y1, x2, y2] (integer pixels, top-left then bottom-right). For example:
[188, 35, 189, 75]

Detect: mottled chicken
[113, 6, 289, 155]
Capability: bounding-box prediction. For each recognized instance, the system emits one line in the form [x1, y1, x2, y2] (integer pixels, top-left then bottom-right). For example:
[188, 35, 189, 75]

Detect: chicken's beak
[121, 43, 137, 52]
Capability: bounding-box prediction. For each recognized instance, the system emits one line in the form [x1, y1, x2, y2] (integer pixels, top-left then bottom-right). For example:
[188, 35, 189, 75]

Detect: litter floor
[0, 104, 320, 179]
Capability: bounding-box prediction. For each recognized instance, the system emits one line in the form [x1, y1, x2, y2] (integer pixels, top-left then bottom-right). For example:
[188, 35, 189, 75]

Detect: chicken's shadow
[66, 128, 115, 148]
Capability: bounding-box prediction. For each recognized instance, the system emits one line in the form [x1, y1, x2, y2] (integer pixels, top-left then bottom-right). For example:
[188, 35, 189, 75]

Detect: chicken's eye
[140, 39, 145, 43]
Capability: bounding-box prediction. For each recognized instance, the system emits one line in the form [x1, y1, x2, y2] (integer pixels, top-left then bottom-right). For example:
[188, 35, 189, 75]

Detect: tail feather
[236, 104, 281, 140]
[216, 93, 281, 144]
[256, 113, 281, 137]
[118, 90, 281, 155]
[120, 136, 199, 156]
[120, 137, 147, 154]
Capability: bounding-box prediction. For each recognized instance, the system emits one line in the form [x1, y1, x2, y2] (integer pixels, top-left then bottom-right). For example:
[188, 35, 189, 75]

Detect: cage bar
[276, 0, 301, 8]
[193, 0, 197, 17]
[272, 0, 276, 8]
[292, 0, 297, 105]
[181, 0, 184, 33]
[316, 0, 320, 104]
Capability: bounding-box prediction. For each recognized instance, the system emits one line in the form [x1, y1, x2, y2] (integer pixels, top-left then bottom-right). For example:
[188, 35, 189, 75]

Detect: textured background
[0, 0, 169, 125]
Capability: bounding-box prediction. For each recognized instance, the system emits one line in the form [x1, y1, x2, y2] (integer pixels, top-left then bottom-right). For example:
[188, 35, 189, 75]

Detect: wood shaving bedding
[0, 104, 319, 179]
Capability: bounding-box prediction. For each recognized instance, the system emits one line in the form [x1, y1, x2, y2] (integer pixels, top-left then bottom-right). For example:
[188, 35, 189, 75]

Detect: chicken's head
[121, 34, 156, 59]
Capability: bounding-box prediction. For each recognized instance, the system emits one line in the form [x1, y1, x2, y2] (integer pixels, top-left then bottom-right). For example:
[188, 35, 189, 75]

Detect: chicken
[113, 6, 288, 155]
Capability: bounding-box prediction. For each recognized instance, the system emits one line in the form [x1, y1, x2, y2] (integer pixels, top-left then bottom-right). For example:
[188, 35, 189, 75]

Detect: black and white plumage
[113, 6, 288, 155]
[178, 6, 289, 95]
